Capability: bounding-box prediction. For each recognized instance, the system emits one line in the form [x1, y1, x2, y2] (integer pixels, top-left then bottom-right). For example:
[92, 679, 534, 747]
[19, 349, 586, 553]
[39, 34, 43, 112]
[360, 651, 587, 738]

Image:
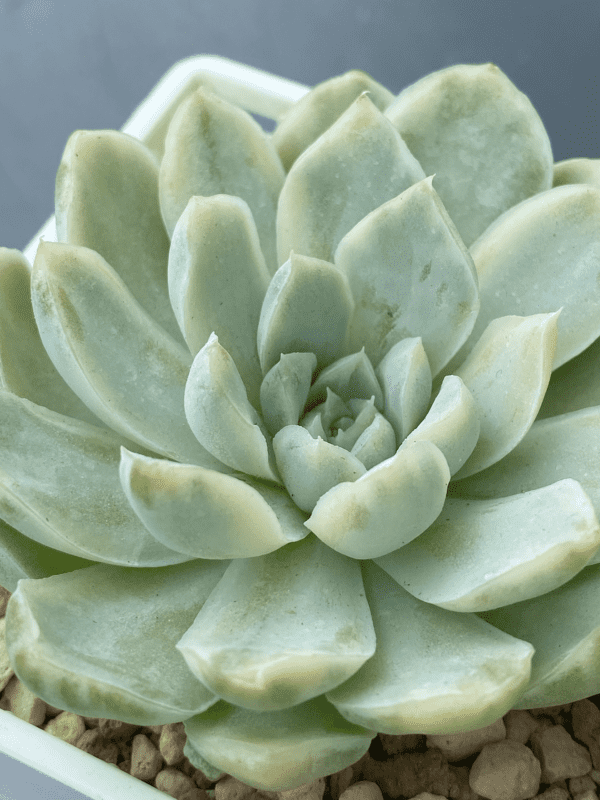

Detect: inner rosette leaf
[335, 175, 480, 375]
[260, 352, 318, 436]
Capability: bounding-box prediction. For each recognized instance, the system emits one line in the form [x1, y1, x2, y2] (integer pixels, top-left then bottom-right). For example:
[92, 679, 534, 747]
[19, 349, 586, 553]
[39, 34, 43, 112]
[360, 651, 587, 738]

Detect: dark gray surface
[1, 0, 599, 252]
[0, 1, 599, 799]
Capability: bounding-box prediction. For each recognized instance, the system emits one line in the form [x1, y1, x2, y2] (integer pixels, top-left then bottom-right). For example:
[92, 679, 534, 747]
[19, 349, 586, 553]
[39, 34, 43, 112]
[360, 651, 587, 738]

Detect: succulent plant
[2, 60, 600, 792]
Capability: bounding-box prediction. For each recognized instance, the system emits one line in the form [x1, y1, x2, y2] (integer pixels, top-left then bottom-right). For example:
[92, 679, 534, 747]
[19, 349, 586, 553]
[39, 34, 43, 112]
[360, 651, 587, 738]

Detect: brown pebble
[0, 586, 10, 617]
[3, 675, 46, 726]
[160, 722, 188, 765]
[155, 766, 209, 799]
[75, 728, 119, 764]
[130, 733, 164, 781]
[44, 710, 86, 745]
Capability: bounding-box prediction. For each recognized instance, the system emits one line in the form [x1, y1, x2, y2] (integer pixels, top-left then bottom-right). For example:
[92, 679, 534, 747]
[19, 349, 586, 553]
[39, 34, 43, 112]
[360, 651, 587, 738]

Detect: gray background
[0, 0, 599, 798]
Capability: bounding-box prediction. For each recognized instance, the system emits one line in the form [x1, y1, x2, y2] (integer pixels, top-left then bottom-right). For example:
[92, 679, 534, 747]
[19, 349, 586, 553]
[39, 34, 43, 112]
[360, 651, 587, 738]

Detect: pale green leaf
[453, 312, 559, 479]
[326, 561, 534, 734]
[159, 88, 285, 273]
[259, 352, 318, 436]
[5, 561, 228, 724]
[184, 333, 280, 482]
[273, 70, 394, 171]
[335, 176, 479, 374]
[306, 349, 383, 410]
[0, 390, 188, 566]
[168, 194, 270, 408]
[55, 130, 182, 342]
[385, 63, 553, 247]
[375, 480, 600, 612]
[30, 241, 227, 468]
[256, 252, 353, 375]
[305, 440, 450, 558]
[176, 536, 375, 711]
[277, 93, 426, 264]
[119, 448, 308, 559]
[479, 564, 600, 709]
[553, 158, 600, 191]
[184, 697, 375, 792]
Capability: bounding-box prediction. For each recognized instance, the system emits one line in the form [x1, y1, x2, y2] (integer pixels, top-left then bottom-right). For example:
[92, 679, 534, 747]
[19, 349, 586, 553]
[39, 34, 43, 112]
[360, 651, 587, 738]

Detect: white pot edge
[3, 55, 308, 799]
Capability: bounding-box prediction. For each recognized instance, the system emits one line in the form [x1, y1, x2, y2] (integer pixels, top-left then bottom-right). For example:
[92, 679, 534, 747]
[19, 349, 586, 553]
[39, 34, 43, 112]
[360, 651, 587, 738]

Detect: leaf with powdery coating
[277, 93, 425, 265]
[273, 70, 395, 171]
[4, 561, 229, 724]
[385, 63, 553, 247]
[159, 88, 285, 274]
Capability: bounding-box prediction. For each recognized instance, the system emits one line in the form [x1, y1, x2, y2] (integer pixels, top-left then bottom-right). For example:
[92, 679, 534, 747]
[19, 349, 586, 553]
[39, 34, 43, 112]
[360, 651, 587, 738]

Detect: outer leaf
[538, 335, 600, 420]
[256, 252, 353, 375]
[183, 697, 376, 792]
[0, 248, 103, 427]
[375, 480, 600, 612]
[452, 312, 559, 479]
[168, 194, 270, 408]
[466, 184, 600, 370]
[31, 241, 227, 469]
[305, 440, 450, 558]
[176, 536, 376, 711]
[273, 425, 366, 513]
[450, 406, 600, 567]
[336, 176, 479, 374]
[272, 70, 394, 171]
[0, 390, 187, 566]
[385, 63, 553, 247]
[0, 517, 95, 594]
[326, 561, 534, 734]
[159, 88, 285, 273]
[404, 375, 479, 476]
[184, 333, 280, 482]
[4, 561, 229, 724]
[119, 448, 308, 559]
[479, 564, 600, 709]
[553, 157, 600, 191]
[55, 130, 182, 342]
[277, 93, 426, 265]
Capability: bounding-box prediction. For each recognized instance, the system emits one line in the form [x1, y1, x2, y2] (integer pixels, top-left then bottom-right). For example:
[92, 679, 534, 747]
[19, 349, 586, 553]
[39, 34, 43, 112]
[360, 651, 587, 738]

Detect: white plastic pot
[0, 55, 309, 800]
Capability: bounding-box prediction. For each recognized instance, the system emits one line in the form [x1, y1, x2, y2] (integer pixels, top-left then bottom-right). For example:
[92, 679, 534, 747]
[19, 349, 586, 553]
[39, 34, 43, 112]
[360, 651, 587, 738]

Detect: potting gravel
[1, 584, 600, 800]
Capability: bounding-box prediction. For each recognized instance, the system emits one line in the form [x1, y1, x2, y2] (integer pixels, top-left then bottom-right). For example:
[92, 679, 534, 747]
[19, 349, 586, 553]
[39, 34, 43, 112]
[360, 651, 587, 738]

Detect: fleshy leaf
[159, 88, 285, 273]
[184, 697, 375, 792]
[184, 333, 279, 482]
[306, 349, 383, 410]
[119, 448, 308, 559]
[375, 338, 432, 444]
[0, 390, 188, 566]
[385, 63, 553, 247]
[553, 157, 600, 191]
[5, 561, 229, 724]
[349, 409, 397, 470]
[272, 70, 394, 171]
[538, 334, 600, 420]
[55, 130, 182, 341]
[479, 564, 600, 709]
[305, 440, 450, 558]
[30, 241, 226, 469]
[404, 375, 479, 476]
[0, 248, 103, 427]
[273, 425, 366, 513]
[326, 561, 534, 734]
[0, 517, 95, 595]
[176, 536, 376, 711]
[375, 480, 600, 612]
[452, 312, 559, 480]
[450, 406, 600, 567]
[335, 176, 480, 374]
[256, 252, 353, 375]
[277, 93, 426, 264]
[168, 194, 270, 408]
[465, 184, 600, 370]
[260, 352, 318, 436]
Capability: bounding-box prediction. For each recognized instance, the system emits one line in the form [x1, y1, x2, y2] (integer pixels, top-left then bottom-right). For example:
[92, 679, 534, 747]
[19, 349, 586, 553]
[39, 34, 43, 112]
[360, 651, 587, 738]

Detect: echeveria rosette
[1, 62, 600, 792]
